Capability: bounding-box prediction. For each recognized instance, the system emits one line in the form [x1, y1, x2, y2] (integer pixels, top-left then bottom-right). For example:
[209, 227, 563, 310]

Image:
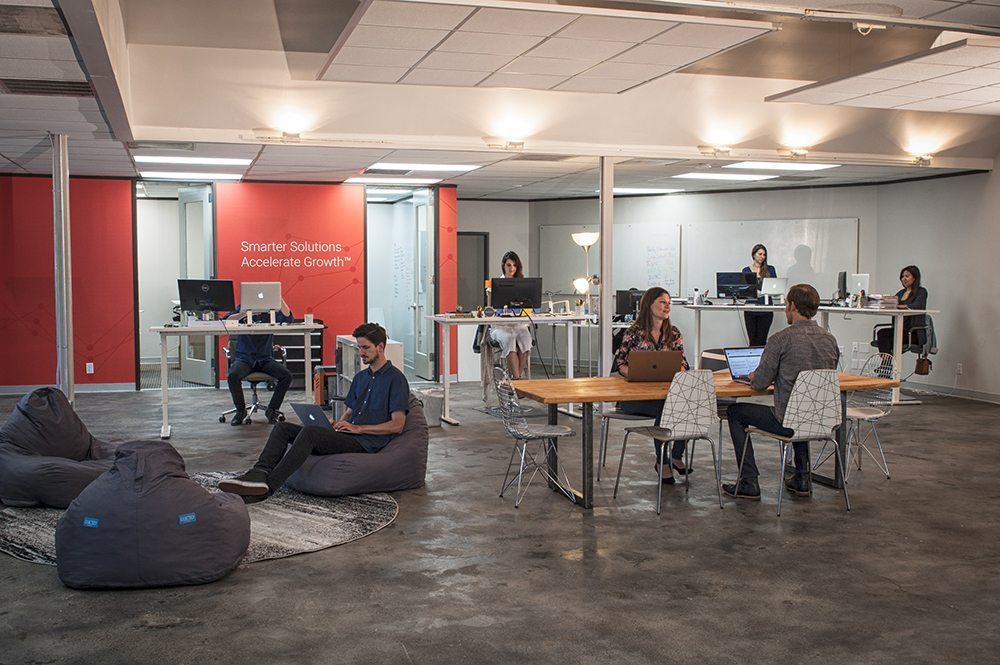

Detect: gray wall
[137, 199, 181, 364]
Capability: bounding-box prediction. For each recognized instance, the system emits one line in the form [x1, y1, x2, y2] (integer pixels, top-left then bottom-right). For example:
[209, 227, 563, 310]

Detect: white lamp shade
[573, 277, 590, 294]
[571, 231, 599, 248]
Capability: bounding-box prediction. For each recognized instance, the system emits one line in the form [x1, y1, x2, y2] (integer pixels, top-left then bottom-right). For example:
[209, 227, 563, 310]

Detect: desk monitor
[615, 289, 643, 317]
[241, 281, 282, 311]
[850, 273, 870, 295]
[178, 279, 235, 313]
[716, 272, 757, 299]
[837, 271, 848, 300]
[491, 277, 543, 310]
[760, 277, 787, 296]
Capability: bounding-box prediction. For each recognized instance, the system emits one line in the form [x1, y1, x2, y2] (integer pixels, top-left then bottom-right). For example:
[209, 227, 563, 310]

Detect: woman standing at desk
[490, 251, 533, 379]
[876, 265, 928, 353]
[612, 287, 691, 483]
[743, 243, 777, 346]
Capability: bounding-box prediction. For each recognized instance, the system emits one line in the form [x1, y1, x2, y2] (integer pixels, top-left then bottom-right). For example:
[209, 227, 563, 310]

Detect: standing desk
[151, 322, 323, 439]
[681, 303, 937, 404]
[512, 372, 898, 510]
[431, 313, 588, 425]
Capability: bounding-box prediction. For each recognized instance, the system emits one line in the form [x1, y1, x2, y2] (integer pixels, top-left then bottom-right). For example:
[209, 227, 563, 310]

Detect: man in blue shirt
[225, 298, 293, 425]
[220, 323, 410, 502]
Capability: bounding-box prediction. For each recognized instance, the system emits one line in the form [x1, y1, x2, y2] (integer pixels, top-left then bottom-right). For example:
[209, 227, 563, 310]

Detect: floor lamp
[571, 231, 599, 377]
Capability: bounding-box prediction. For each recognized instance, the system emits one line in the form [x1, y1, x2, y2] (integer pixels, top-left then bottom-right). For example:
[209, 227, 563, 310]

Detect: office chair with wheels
[219, 343, 288, 425]
[871, 315, 937, 366]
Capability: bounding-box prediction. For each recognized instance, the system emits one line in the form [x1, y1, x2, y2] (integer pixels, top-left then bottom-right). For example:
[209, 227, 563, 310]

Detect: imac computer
[716, 272, 757, 300]
[491, 277, 543, 311]
[178, 279, 235, 314]
[615, 289, 643, 317]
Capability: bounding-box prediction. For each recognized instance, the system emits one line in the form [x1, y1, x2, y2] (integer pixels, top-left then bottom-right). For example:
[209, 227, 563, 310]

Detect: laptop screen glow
[725, 347, 764, 380]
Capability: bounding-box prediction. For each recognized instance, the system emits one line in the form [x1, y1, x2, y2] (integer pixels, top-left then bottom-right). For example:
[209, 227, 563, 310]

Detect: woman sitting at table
[489, 251, 533, 379]
[612, 287, 691, 484]
[743, 243, 777, 347]
[875, 264, 928, 354]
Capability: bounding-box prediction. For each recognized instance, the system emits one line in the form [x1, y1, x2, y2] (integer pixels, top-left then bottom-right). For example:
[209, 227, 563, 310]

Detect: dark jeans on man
[726, 402, 810, 480]
[252, 422, 368, 492]
[227, 358, 292, 412]
[744, 311, 774, 347]
[619, 399, 688, 465]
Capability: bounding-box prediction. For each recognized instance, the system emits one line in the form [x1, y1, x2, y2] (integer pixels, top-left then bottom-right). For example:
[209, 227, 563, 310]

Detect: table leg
[820, 311, 830, 331]
[889, 315, 922, 405]
[560, 322, 580, 418]
[159, 334, 171, 439]
[303, 329, 313, 403]
[581, 402, 594, 509]
[441, 323, 459, 425]
[547, 404, 559, 491]
[693, 309, 703, 369]
[547, 403, 586, 507]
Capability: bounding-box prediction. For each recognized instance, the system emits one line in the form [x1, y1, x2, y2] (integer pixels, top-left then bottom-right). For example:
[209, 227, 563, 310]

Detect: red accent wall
[0, 176, 135, 387]
[438, 186, 458, 376]
[215, 182, 366, 366]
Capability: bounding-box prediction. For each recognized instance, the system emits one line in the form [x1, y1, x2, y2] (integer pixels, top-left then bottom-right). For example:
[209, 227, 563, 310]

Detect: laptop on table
[291, 403, 334, 430]
[240, 281, 282, 312]
[724, 347, 765, 385]
[625, 350, 684, 382]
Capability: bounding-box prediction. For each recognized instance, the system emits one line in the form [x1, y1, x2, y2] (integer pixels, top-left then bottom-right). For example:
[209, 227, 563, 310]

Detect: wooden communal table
[512, 372, 898, 510]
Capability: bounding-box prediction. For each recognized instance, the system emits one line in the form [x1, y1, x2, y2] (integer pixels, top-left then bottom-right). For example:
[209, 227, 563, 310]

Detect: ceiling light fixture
[913, 154, 933, 166]
[345, 177, 442, 185]
[852, 21, 887, 36]
[606, 187, 685, 195]
[672, 172, 778, 181]
[139, 171, 243, 181]
[776, 147, 810, 158]
[723, 161, 840, 172]
[482, 136, 525, 151]
[134, 156, 253, 166]
[697, 145, 732, 157]
[364, 188, 414, 196]
[367, 162, 481, 173]
[252, 127, 301, 143]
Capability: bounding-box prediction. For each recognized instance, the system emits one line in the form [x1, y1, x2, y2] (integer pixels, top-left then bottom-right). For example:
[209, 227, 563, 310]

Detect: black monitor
[837, 271, 848, 300]
[178, 279, 235, 313]
[716, 272, 757, 299]
[615, 289, 643, 317]
[491, 277, 543, 310]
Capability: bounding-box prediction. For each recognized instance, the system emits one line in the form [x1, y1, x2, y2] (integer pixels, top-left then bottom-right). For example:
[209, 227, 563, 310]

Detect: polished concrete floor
[1, 383, 999, 664]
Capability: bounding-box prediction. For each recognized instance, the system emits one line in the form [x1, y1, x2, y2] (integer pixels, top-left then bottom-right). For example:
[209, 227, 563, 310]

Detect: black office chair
[871, 315, 937, 360]
[219, 343, 288, 424]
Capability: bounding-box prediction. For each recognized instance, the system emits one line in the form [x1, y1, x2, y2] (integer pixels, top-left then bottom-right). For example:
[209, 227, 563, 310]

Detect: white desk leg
[441, 322, 459, 425]
[561, 322, 579, 418]
[694, 310, 703, 369]
[820, 311, 830, 331]
[303, 330, 313, 403]
[891, 314, 920, 405]
[159, 334, 171, 439]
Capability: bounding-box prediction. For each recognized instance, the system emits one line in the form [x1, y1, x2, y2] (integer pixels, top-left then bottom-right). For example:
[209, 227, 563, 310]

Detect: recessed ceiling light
[365, 188, 413, 196]
[723, 161, 840, 171]
[366, 197, 391, 202]
[367, 162, 481, 173]
[134, 156, 253, 166]
[345, 177, 441, 185]
[671, 172, 779, 181]
[139, 171, 243, 181]
[610, 187, 685, 195]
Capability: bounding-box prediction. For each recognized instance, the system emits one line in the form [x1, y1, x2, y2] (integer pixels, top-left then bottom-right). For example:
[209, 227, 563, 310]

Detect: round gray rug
[0, 472, 398, 566]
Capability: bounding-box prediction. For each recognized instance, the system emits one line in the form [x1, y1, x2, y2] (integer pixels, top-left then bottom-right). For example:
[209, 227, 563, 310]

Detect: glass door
[412, 188, 435, 380]
[178, 185, 217, 386]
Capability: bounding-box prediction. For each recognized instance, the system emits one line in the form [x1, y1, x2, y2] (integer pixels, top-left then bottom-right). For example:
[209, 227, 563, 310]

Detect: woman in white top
[490, 251, 533, 379]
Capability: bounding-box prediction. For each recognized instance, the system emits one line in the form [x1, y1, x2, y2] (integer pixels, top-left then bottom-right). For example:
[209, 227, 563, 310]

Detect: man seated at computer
[219, 323, 409, 502]
[225, 297, 293, 425]
[723, 283, 839, 500]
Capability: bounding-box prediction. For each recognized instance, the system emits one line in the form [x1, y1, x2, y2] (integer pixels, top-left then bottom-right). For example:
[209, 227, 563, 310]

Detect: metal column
[598, 157, 614, 376]
[51, 133, 74, 402]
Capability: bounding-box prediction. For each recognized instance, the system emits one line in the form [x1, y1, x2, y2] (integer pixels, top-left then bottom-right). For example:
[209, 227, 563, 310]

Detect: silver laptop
[240, 281, 282, 311]
[760, 277, 787, 297]
[290, 403, 333, 430]
[724, 347, 765, 384]
[625, 350, 684, 382]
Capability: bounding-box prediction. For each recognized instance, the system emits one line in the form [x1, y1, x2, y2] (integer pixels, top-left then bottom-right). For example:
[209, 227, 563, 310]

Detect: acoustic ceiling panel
[320, 0, 775, 93]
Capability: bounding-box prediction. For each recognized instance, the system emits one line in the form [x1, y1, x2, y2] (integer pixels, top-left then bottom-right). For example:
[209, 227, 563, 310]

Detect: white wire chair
[612, 370, 722, 514]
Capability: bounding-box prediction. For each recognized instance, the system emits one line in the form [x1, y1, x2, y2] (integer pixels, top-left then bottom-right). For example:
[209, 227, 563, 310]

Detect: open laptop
[290, 403, 333, 430]
[760, 277, 787, 297]
[240, 281, 282, 311]
[625, 350, 684, 382]
[724, 347, 765, 384]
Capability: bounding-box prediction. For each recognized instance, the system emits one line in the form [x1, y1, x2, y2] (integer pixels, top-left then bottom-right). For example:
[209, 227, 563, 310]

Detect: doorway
[457, 232, 488, 312]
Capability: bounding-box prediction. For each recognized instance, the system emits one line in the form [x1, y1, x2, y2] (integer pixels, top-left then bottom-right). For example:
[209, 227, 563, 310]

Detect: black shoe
[219, 470, 270, 496]
[242, 493, 270, 505]
[671, 460, 693, 476]
[784, 474, 812, 497]
[230, 409, 247, 426]
[723, 480, 761, 501]
[654, 465, 676, 485]
[265, 407, 280, 424]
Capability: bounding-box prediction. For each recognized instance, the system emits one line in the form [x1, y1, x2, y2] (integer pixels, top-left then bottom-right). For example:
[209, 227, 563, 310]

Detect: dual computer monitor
[177, 279, 281, 313]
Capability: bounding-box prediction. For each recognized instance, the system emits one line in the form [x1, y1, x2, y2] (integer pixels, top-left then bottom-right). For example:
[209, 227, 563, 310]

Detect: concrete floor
[1, 383, 999, 664]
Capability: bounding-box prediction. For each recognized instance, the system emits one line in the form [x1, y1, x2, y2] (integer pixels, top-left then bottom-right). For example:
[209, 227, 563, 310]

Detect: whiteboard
[682, 218, 858, 299]
[539, 222, 682, 297]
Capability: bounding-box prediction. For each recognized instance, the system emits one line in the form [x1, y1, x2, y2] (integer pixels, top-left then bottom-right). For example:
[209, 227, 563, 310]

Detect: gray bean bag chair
[286, 393, 428, 497]
[0, 387, 115, 508]
[56, 440, 250, 589]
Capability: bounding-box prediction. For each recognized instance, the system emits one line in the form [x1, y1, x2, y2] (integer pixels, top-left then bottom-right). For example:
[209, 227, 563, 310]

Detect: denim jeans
[726, 402, 809, 480]
[618, 399, 687, 465]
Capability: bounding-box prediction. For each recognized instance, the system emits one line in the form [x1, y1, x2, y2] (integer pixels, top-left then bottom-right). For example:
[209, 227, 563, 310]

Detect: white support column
[51, 133, 74, 403]
[598, 157, 614, 377]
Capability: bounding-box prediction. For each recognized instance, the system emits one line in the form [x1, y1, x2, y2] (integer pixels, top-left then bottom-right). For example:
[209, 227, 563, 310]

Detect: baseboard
[902, 380, 1000, 405]
[0, 383, 137, 395]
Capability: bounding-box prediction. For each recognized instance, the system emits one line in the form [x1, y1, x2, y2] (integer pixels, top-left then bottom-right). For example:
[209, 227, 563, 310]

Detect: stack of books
[865, 294, 899, 309]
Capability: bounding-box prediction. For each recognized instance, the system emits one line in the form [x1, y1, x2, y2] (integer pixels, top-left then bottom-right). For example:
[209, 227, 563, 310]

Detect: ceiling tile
[958, 101, 1000, 114]
[886, 80, 979, 97]
[418, 51, 513, 72]
[577, 61, 673, 80]
[894, 97, 984, 112]
[0, 34, 77, 60]
[500, 56, 594, 76]
[321, 63, 407, 83]
[479, 72, 567, 89]
[525, 37, 631, 60]
[816, 77, 910, 95]
[345, 25, 449, 51]
[359, 0, 473, 29]
[649, 23, 764, 48]
[553, 77, 640, 93]
[860, 61, 966, 81]
[437, 31, 543, 56]
[334, 46, 427, 68]
[942, 85, 1000, 102]
[931, 67, 1000, 86]
[555, 16, 671, 43]
[837, 94, 921, 108]
[0, 57, 85, 80]
[402, 68, 488, 86]
[611, 43, 715, 67]
[919, 43, 1000, 67]
[929, 4, 1000, 25]
[459, 8, 576, 36]
[775, 89, 861, 104]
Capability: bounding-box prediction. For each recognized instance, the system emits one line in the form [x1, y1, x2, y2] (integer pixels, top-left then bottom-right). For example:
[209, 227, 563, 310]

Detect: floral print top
[612, 322, 689, 375]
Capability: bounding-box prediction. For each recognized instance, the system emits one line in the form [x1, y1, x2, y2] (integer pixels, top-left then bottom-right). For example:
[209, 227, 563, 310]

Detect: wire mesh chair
[737, 369, 849, 516]
[612, 370, 722, 514]
[494, 368, 576, 508]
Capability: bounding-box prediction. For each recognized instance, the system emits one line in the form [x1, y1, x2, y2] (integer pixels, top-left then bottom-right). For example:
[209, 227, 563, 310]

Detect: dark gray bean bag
[56, 440, 250, 589]
[0, 387, 115, 508]
[286, 393, 428, 497]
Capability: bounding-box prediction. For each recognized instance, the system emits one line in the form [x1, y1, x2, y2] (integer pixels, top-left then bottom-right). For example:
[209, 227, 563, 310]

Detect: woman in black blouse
[612, 287, 690, 484]
[876, 265, 928, 354]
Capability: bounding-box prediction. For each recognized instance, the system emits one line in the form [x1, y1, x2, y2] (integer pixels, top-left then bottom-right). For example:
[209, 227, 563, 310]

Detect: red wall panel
[0, 176, 135, 387]
[438, 186, 458, 376]
[215, 182, 366, 366]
